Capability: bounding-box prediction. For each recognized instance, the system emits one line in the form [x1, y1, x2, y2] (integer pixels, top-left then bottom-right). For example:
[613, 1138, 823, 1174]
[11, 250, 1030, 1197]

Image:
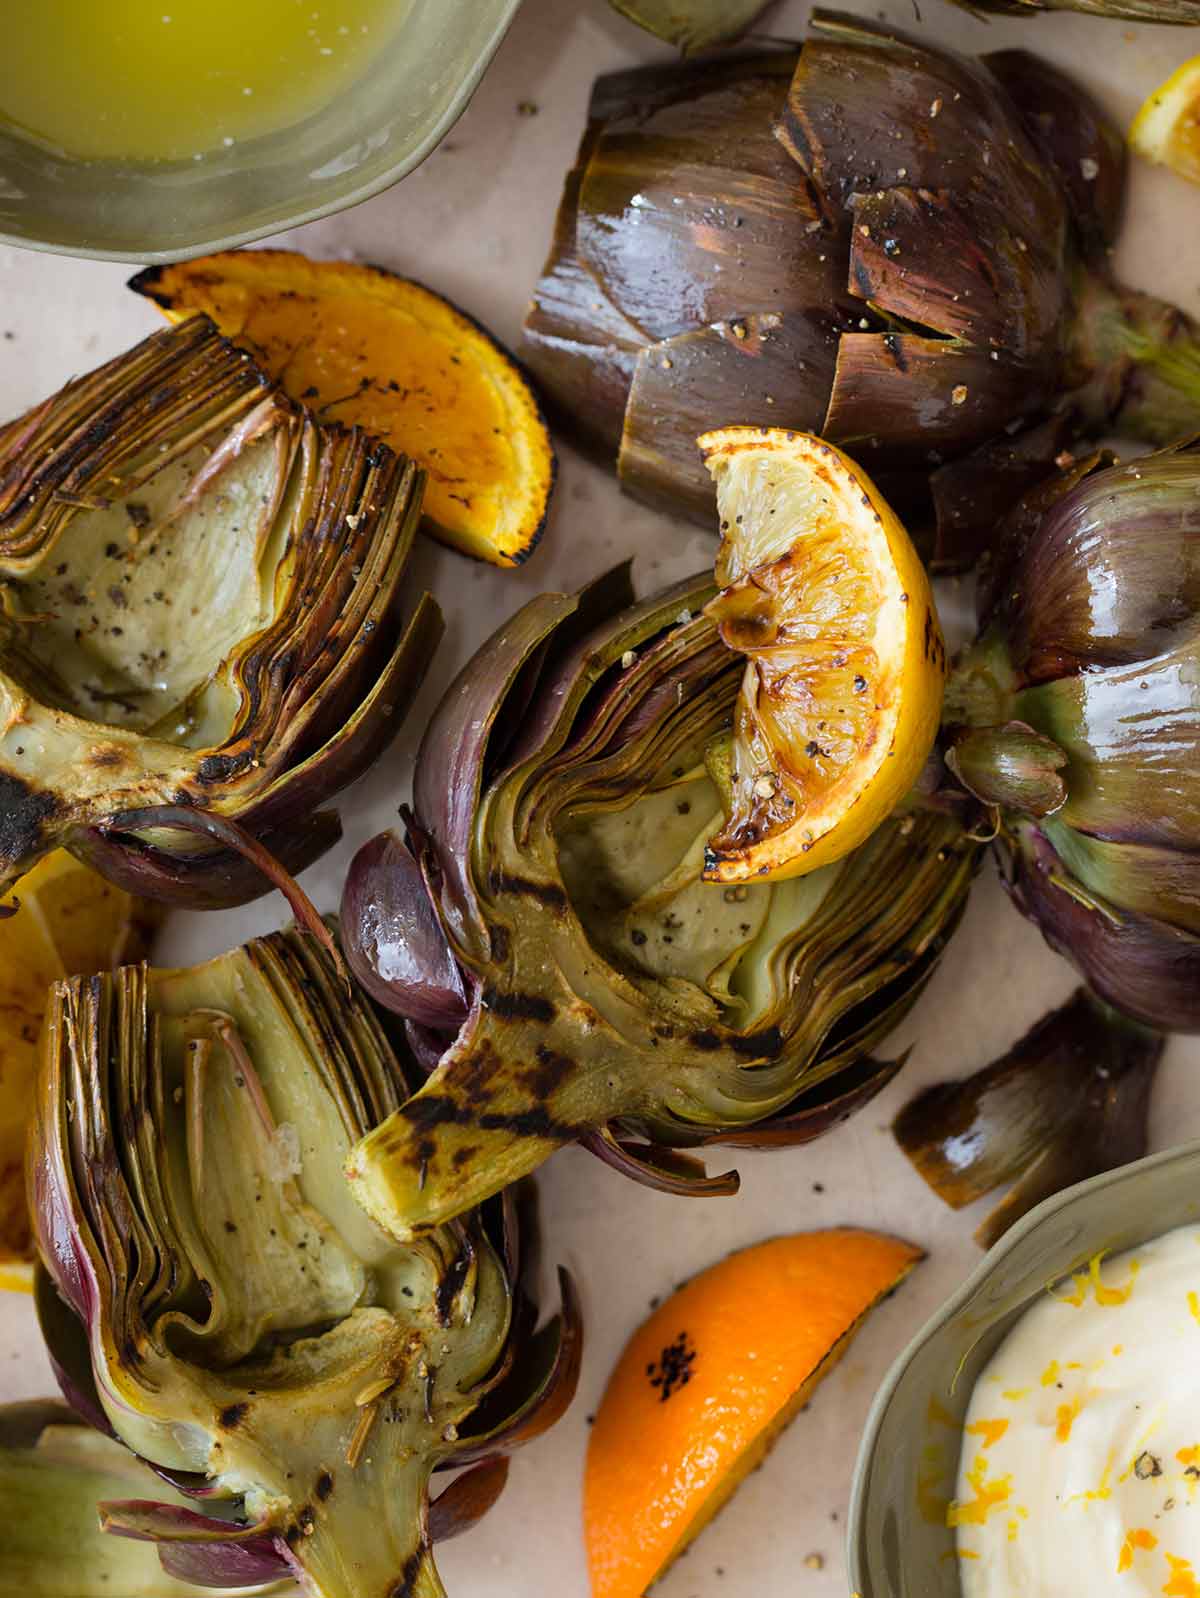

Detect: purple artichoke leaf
[983, 50, 1126, 256]
[580, 1128, 740, 1196]
[823, 335, 1047, 464]
[99, 1499, 278, 1545]
[576, 57, 836, 345]
[346, 574, 978, 1236]
[70, 809, 343, 912]
[0, 317, 434, 907]
[412, 590, 584, 950]
[342, 830, 468, 1028]
[94, 805, 341, 975]
[426, 1456, 510, 1544]
[30, 926, 575, 1598]
[845, 188, 1064, 356]
[780, 12, 1061, 233]
[894, 988, 1163, 1247]
[618, 311, 839, 522]
[927, 414, 1080, 573]
[606, 0, 774, 53]
[156, 1538, 297, 1590]
[521, 142, 649, 461]
[1006, 825, 1200, 1031]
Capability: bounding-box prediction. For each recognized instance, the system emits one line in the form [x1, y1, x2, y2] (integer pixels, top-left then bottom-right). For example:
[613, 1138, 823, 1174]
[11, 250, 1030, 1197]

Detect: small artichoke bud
[945, 722, 1068, 817]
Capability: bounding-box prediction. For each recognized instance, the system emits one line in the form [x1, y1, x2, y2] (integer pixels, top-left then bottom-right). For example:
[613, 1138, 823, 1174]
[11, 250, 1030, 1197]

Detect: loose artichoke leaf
[0, 1406, 290, 1598]
[894, 989, 1162, 1247]
[607, 0, 772, 51]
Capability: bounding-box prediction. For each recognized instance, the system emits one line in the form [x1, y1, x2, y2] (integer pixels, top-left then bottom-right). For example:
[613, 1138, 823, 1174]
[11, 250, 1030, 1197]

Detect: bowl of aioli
[0, 0, 520, 262]
[847, 1140, 1200, 1598]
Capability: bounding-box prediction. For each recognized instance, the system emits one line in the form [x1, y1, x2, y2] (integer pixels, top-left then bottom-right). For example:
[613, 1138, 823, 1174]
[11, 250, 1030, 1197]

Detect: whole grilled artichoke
[524, 12, 1200, 567]
[0, 316, 440, 908]
[29, 926, 579, 1598]
[945, 443, 1200, 1032]
[342, 566, 978, 1237]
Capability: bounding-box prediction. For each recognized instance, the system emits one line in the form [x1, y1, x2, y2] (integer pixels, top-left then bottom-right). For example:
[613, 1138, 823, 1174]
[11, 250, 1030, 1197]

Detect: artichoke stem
[1072, 269, 1200, 444]
[346, 1009, 644, 1241]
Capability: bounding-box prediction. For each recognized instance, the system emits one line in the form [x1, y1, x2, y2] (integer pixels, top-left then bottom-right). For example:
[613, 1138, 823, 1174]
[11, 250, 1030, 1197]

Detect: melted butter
[957, 1227, 1200, 1595]
[0, 0, 407, 163]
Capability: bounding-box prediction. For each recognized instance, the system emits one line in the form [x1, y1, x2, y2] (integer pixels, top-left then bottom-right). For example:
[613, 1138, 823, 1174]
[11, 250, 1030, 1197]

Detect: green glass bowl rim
[0, 0, 522, 265]
[845, 1137, 1200, 1591]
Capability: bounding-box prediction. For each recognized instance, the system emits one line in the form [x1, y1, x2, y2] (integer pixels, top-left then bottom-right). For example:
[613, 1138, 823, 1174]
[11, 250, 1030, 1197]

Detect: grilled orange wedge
[0, 853, 157, 1287]
[1130, 54, 1200, 185]
[131, 250, 556, 567]
[699, 428, 945, 884]
[584, 1228, 923, 1598]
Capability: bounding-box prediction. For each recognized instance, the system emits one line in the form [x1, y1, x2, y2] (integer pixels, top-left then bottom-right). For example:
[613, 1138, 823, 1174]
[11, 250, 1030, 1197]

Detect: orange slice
[130, 250, 556, 568]
[1130, 54, 1200, 186]
[0, 852, 157, 1283]
[584, 1228, 923, 1597]
[699, 428, 945, 884]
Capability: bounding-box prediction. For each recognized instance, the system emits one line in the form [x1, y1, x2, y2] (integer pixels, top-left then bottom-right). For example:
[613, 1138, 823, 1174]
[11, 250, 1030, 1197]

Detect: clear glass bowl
[0, 0, 520, 262]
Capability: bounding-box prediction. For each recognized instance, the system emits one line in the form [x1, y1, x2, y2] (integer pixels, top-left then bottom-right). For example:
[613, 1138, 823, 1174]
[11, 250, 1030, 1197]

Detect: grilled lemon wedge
[700, 428, 945, 883]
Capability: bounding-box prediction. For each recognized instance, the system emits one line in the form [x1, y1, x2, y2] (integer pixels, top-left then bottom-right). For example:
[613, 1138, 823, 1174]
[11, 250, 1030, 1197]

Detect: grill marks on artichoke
[0, 316, 438, 902]
[346, 570, 978, 1234]
[32, 926, 563, 1598]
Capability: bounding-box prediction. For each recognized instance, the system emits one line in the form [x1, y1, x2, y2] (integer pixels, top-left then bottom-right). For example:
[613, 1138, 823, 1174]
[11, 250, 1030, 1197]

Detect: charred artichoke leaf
[346, 574, 979, 1237]
[0, 1399, 293, 1597]
[0, 316, 439, 906]
[30, 927, 577, 1598]
[894, 989, 1162, 1248]
[607, 0, 772, 51]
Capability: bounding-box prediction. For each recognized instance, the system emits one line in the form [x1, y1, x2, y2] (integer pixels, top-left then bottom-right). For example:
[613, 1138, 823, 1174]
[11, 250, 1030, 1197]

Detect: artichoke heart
[343, 567, 979, 1237]
[0, 315, 441, 907]
[28, 927, 580, 1598]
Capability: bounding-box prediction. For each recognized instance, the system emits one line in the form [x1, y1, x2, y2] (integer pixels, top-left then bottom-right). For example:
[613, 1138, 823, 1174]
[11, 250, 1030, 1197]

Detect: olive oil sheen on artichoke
[0, 0, 406, 163]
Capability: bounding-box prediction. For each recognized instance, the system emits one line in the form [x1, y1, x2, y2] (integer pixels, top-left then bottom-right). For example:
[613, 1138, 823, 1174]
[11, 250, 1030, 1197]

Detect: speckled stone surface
[2, 3, 1200, 1592]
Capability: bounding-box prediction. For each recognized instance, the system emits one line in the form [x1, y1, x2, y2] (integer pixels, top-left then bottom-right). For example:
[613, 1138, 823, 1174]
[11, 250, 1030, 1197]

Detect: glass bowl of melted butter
[849, 1141, 1200, 1598]
[0, 0, 519, 260]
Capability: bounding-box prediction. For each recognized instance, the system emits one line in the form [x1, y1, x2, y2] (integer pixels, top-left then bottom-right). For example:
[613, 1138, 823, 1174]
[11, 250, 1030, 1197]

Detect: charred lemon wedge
[584, 1229, 923, 1598]
[699, 427, 945, 884]
[131, 250, 556, 567]
[1130, 54, 1200, 185]
[0, 852, 156, 1286]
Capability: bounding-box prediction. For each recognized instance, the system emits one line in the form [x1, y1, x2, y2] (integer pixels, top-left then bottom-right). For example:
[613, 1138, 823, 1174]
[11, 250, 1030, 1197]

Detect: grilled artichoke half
[342, 566, 978, 1237]
[0, 315, 440, 908]
[28, 927, 580, 1598]
[0, 1398, 297, 1596]
[945, 443, 1200, 1031]
[524, 12, 1200, 568]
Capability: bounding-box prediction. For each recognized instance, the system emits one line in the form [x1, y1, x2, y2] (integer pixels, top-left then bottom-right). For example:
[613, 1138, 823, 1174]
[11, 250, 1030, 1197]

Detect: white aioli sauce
[956, 1224, 1200, 1597]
